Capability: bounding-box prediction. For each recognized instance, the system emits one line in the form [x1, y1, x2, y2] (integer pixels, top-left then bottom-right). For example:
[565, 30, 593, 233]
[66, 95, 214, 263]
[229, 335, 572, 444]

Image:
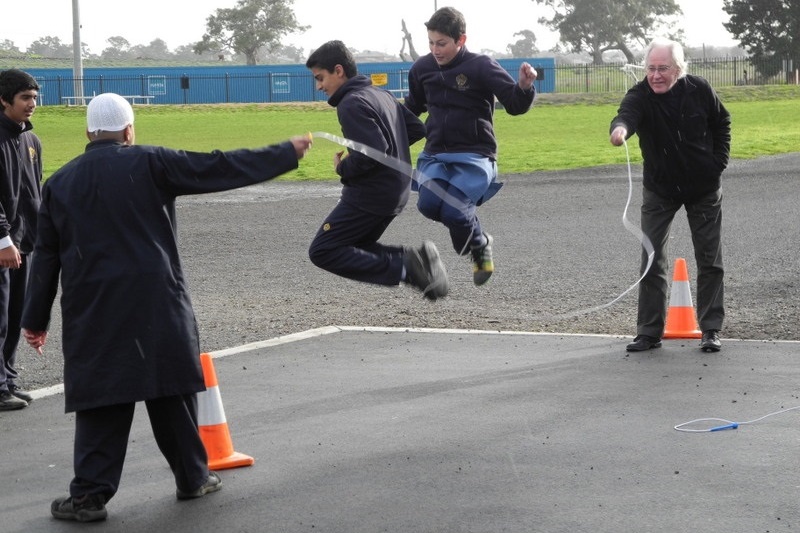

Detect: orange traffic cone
[197, 352, 255, 470]
[662, 258, 702, 339]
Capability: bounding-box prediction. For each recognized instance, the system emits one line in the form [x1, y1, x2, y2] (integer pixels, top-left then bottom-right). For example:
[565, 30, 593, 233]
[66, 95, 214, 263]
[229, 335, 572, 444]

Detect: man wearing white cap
[20, 93, 312, 522]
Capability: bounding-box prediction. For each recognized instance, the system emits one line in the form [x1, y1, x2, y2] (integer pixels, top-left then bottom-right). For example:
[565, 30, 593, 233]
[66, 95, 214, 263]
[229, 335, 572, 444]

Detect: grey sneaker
[0, 389, 27, 411]
[419, 241, 449, 300]
[403, 241, 449, 300]
[177, 471, 222, 500]
[51, 494, 107, 522]
[471, 233, 494, 286]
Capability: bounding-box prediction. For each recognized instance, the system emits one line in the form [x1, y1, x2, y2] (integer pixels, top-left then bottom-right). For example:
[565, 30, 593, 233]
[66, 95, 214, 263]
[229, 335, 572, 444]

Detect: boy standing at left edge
[0, 69, 41, 411]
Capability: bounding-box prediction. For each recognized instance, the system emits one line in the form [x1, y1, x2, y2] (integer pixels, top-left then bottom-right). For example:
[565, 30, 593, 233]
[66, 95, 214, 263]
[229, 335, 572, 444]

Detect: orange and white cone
[197, 352, 255, 470]
[662, 258, 703, 339]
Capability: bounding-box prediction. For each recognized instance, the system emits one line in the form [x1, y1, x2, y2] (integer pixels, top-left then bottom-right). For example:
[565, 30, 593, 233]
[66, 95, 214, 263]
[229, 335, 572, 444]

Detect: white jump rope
[312, 131, 799, 434]
[312, 130, 655, 320]
[674, 406, 800, 433]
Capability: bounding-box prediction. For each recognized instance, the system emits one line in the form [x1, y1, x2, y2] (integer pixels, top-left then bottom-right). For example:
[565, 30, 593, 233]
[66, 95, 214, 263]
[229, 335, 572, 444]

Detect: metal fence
[37, 72, 330, 106]
[33, 56, 799, 105]
[552, 56, 798, 94]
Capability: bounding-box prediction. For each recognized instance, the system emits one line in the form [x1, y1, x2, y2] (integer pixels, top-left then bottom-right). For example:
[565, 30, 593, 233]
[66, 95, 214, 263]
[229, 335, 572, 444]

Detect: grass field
[33, 85, 800, 180]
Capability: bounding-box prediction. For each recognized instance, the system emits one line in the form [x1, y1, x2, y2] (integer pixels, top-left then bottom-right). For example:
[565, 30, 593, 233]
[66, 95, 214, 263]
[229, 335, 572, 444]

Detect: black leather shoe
[8, 383, 33, 403]
[700, 330, 722, 352]
[0, 389, 27, 410]
[626, 335, 662, 352]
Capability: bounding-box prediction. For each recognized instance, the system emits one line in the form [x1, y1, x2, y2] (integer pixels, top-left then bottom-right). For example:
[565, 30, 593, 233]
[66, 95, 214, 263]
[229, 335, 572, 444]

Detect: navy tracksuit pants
[309, 200, 405, 286]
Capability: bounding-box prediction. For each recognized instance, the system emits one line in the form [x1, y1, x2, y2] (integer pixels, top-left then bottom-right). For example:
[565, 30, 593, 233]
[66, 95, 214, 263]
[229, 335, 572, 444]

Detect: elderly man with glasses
[609, 37, 731, 354]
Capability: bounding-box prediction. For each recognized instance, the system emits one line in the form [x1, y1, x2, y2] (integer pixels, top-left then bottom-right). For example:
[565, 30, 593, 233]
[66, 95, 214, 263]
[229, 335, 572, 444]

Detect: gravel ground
[16, 153, 800, 391]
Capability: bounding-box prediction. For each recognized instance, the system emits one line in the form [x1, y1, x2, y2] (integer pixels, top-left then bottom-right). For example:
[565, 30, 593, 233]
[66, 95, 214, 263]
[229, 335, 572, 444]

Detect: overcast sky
[3, 0, 736, 55]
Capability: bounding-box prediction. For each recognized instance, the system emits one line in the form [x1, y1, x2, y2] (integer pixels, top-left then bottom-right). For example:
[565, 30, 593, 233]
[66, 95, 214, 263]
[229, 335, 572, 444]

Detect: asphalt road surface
[14, 153, 800, 391]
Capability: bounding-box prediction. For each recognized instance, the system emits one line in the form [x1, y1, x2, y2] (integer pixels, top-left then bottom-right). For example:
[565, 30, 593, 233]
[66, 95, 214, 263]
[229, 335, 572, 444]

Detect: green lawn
[33, 86, 800, 181]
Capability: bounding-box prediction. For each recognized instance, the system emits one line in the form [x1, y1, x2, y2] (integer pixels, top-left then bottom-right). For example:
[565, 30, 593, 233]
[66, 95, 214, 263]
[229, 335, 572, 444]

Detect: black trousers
[308, 200, 405, 286]
[637, 188, 725, 338]
[0, 253, 29, 391]
[69, 394, 209, 501]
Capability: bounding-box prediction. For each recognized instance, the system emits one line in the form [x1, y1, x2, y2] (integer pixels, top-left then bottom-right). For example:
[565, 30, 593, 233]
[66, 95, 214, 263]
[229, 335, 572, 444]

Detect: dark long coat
[21, 139, 298, 412]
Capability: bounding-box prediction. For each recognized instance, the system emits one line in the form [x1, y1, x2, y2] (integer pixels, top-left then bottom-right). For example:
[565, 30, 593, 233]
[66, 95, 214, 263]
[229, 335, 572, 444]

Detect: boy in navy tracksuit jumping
[305, 40, 448, 300]
[405, 7, 537, 286]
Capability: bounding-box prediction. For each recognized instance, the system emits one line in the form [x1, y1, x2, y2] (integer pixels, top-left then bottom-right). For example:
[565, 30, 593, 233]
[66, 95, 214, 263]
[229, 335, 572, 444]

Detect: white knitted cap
[86, 93, 134, 133]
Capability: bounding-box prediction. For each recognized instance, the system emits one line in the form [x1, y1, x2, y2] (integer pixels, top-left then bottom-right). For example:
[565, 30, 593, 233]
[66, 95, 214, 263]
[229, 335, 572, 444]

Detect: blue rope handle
[675, 405, 800, 433]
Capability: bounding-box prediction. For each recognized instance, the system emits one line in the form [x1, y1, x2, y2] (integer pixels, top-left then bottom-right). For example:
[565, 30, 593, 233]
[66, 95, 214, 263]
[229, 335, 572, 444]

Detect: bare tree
[400, 19, 420, 62]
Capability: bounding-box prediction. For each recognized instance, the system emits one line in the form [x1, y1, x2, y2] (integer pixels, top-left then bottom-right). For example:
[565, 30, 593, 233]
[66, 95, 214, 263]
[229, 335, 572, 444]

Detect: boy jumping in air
[306, 40, 448, 300]
[405, 7, 537, 285]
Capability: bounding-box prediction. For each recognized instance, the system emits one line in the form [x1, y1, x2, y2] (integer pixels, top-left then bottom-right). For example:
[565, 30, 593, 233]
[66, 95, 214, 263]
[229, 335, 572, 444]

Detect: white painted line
[24, 327, 800, 401]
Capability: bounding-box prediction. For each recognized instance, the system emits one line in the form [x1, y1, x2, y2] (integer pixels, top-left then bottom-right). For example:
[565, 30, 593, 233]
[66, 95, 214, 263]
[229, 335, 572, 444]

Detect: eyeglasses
[646, 65, 674, 74]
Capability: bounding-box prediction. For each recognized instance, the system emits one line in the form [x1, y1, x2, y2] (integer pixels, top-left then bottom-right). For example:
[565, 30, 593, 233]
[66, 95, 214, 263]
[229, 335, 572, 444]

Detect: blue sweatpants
[417, 179, 484, 255]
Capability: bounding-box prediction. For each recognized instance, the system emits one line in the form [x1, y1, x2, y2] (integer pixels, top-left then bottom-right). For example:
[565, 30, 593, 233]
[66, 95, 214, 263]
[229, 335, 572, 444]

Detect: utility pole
[72, 0, 85, 104]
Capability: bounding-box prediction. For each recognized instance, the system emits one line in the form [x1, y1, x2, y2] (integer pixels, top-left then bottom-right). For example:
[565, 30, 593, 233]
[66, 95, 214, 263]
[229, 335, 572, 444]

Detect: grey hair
[643, 38, 688, 79]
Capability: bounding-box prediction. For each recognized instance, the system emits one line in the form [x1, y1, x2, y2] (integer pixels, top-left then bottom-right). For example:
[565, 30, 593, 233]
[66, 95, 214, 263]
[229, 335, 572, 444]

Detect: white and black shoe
[177, 471, 223, 500]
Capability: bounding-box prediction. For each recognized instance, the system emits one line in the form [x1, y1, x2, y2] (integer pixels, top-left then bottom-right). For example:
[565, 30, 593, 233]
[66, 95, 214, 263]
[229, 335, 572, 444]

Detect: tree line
[0, 0, 795, 75]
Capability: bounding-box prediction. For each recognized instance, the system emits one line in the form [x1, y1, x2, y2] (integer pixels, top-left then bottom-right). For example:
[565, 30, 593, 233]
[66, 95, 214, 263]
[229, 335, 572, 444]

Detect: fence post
[225, 73, 230, 103]
[180, 74, 190, 104]
[585, 64, 590, 92]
